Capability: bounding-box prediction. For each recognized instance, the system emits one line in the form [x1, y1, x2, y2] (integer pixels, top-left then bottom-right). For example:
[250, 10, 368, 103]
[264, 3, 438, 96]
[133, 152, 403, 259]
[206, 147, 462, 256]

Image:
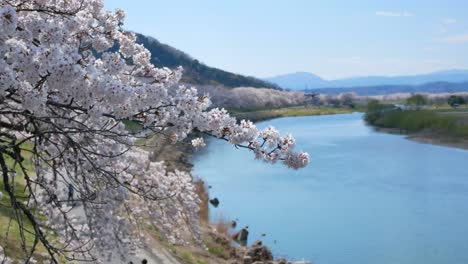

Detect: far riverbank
[241, 106, 468, 151]
[193, 112, 468, 264]
[374, 126, 468, 150]
[230, 106, 356, 122]
[364, 101, 468, 151]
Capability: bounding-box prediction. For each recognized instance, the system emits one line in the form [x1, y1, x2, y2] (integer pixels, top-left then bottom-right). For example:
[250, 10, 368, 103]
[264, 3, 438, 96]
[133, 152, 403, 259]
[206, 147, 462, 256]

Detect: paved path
[67, 202, 181, 264]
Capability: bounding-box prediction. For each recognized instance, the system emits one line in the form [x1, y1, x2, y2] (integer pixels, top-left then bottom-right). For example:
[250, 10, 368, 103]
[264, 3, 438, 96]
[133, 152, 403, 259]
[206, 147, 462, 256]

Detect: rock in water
[209, 198, 220, 207]
[251, 240, 262, 247]
[233, 228, 249, 246]
[245, 243, 273, 262]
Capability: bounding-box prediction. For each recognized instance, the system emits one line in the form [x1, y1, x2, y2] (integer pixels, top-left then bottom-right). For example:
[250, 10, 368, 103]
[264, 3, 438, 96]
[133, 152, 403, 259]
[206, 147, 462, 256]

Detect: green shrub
[364, 100, 391, 123]
[207, 245, 228, 259]
[367, 108, 468, 137]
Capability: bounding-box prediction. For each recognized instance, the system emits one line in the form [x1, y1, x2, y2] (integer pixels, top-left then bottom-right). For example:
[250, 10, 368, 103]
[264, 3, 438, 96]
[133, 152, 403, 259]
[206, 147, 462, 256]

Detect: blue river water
[192, 113, 468, 264]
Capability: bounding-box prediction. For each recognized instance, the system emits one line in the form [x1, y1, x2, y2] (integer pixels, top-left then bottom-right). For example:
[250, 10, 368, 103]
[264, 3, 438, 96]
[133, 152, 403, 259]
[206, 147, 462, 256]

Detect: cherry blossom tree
[0, 0, 309, 263]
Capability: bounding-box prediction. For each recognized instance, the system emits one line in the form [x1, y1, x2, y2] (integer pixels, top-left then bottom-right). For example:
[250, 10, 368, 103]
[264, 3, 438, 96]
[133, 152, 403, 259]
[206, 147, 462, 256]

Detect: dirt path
[67, 202, 182, 264]
[107, 244, 182, 264]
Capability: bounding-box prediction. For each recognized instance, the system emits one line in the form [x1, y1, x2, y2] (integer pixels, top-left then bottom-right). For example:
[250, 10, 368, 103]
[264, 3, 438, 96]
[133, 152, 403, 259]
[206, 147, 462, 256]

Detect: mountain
[135, 33, 278, 89]
[306, 81, 468, 96]
[266, 72, 327, 90]
[266, 70, 468, 90]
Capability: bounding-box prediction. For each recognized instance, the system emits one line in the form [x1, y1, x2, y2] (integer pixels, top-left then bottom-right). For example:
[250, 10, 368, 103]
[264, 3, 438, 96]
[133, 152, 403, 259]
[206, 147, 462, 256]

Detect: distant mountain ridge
[135, 33, 278, 89]
[306, 81, 468, 96]
[266, 70, 468, 90]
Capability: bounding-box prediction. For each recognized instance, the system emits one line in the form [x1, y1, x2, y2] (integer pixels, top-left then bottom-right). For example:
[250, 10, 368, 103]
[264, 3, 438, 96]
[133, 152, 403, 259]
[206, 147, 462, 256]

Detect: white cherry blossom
[0, 0, 309, 262]
[191, 137, 206, 149]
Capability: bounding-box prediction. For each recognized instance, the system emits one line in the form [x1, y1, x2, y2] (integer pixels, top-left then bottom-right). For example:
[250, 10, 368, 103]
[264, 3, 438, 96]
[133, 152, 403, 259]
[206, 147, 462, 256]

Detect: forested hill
[135, 33, 278, 89]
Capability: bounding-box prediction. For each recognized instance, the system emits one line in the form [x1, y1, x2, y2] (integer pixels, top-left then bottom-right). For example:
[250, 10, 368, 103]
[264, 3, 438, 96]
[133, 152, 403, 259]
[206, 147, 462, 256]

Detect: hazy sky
[105, 0, 468, 79]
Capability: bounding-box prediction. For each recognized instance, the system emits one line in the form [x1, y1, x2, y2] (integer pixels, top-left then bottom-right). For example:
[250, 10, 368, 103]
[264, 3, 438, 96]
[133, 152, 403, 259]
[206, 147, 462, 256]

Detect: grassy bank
[2, 104, 338, 263]
[0, 142, 55, 262]
[230, 106, 356, 123]
[0, 139, 231, 264]
[365, 102, 468, 149]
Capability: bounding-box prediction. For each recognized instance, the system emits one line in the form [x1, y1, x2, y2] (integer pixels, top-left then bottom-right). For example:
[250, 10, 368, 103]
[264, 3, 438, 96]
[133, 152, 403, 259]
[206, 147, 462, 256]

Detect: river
[192, 113, 468, 264]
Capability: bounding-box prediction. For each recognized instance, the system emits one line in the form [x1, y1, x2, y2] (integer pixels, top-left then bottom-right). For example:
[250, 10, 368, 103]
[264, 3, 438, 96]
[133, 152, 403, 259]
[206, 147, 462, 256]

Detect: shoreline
[152, 109, 467, 263]
[188, 107, 357, 262]
[373, 127, 468, 150]
[149, 107, 346, 263]
[232, 106, 356, 123]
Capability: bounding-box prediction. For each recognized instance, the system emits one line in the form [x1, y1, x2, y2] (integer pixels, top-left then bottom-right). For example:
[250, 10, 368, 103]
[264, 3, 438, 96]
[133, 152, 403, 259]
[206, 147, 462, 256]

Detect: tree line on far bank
[364, 95, 468, 138]
[405, 94, 467, 108]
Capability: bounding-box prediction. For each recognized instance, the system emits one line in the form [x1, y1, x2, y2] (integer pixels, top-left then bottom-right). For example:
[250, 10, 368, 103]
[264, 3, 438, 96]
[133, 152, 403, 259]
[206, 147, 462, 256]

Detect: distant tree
[338, 92, 357, 108]
[366, 99, 384, 112]
[325, 94, 340, 106]
[303, 93, 320, 108]
[311, 94, 322, 108]
[447, 95, 466, 108]
[364, 99, 385, 123]
[406, 94, 427, 109]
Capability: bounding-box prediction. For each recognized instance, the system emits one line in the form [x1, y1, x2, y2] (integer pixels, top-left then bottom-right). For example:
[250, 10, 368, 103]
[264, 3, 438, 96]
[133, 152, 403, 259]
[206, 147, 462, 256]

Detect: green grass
[0, 142, 58, 262]
[206, 244, 227, 259]
[427, 104, 468, 112]
[0, 180, 53, 262]
[232, 106, 356, 122]
[177, 251, 209, 264]
[144, 223, 216, 264]
[122, 120, 143, 133]
[366, 108, 468, 138]
[3, 141, 35, 179]
[226, 105, 279, 113]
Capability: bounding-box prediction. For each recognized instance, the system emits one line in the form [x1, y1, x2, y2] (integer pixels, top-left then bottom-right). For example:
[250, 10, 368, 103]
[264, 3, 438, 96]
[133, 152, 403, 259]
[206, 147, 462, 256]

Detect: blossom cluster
[0, 0, 309, 262]
[191, 137, 206, 148]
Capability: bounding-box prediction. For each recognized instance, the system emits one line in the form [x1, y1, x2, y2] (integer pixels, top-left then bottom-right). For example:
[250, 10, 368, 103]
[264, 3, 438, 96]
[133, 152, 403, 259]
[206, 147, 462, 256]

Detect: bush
[448, 95, 466, 108]
[406, 94, 427, 107]
[364, 100, 391, 123]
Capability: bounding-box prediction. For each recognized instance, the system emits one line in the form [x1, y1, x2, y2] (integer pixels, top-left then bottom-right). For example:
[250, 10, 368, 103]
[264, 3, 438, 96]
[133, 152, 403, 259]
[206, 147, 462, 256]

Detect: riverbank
[193, 112, 468, 264]
[365, 103, 468, 150]
[1, 106, 324, 263]
[145, 106, 346, 263]
[374, 126, 468, 150]
[230, 106, 356, 122]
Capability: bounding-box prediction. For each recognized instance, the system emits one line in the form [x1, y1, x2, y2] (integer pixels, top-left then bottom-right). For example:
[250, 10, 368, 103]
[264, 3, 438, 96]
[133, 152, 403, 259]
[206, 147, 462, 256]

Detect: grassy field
[231, 106, 356, 122]
[123, 106, 357, 131]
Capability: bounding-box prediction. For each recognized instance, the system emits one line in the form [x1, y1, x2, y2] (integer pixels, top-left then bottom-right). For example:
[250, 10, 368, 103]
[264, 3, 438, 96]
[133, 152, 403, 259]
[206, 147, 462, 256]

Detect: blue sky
[105, 0, 468, 79]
